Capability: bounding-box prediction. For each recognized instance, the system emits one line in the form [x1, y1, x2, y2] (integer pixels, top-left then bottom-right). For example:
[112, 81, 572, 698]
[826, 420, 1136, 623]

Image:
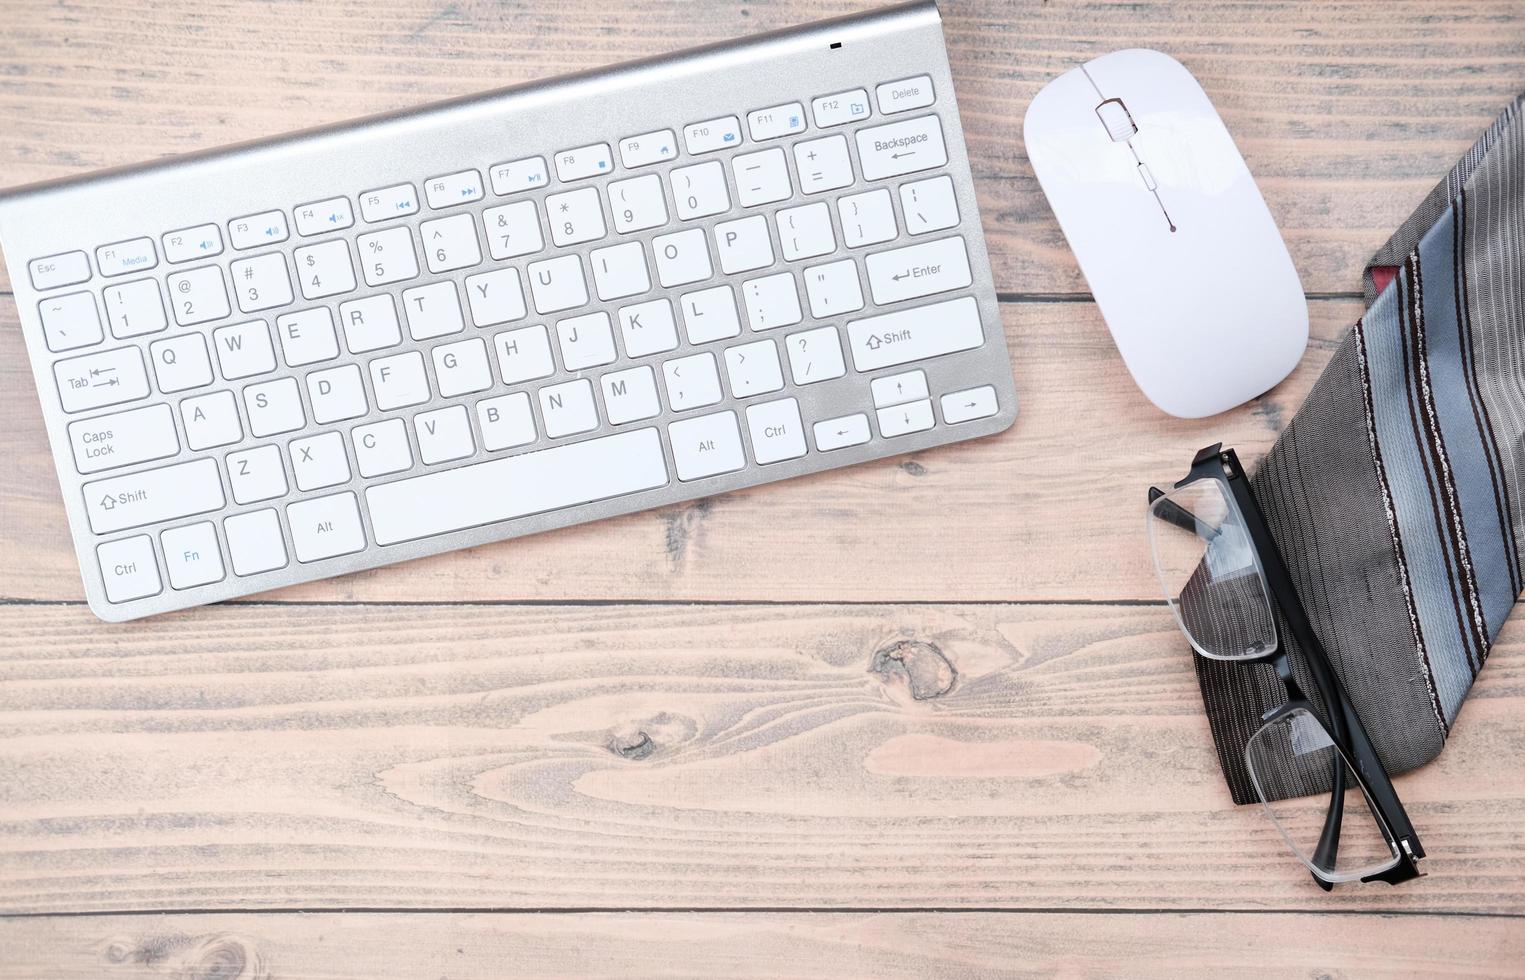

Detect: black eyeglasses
[1147, 444, 1425, 887]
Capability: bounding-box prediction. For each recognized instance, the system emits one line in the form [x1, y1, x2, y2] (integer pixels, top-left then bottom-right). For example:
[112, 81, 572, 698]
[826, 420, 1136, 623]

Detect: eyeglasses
[1147, 444, 1425, 887]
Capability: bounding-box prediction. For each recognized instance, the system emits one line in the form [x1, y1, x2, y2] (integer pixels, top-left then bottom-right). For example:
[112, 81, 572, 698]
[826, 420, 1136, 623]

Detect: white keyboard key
[168, 266, 231, 326]
[231, 253, 294, 313]
[812, 88, 871, 127]
[229, 210, 290, 249]
[785, 326, 846, 385]
[669, 410, 745, 480]
[714, 215, 774, 275]
[433, 337, 493, 397]
[747, 102, 806, 141]
[366, 428, 668, 545]
[98, 535, 161, 603]
[150, 333, 214, 393]
[68, 404, 179, 474]
[102, 279, 167, 339]
[294, 197, 355, 236]
[294, 240, 357, 299]
[290, 431, 352, 490]
[276, 307, 340, 366]
[663, 352, 722, 411]
[425, 169, 484, 209]
[653, 228, 712, 288]
[483, 200, 544, 260]
[288, 492, 367, 562]
[465, 268, 528, 327]
[617, 299, 679, 359]
[476, 393, 537, 452]
[619, 129, 678, 168]
[84, 457, 224, 534]
[357, 227, 419, 286]
[225, 509, 287, 576]
[941, 384, 999, 424]
[671, 161, 730, 219]
[494, 325, 556, 383]
[684, 115, 742, 154]
[339, 295, 402, 353]
[732, 148, 792, 207]
[360, 183, 419, 223]
[814, 413, 871, 451]
[181, 390, 243, 450]
[415, 405, 477, 464]
[865, 236, 971, 305]
[539, 379, 600, 438]
[527, 254, 589, 314]
[878, 398, 935, 437]
[839, 188, 898, 247]
[856, 114, 947, 180]
[307, 362, 369, 423]
[554, 142, 614, 182]
[680, 285, 741, 344]
[901, 175, 960, 234]
[777, 202, 837, 261]
[804, 259, 864, 318]
[370, 351, 431, 410]
[39, 291, 103, 351]
[162, 521, 224, 590]
[793, 134, 855, 194]
[746, 397, 807, 464]
[421, 213, 483, 273]
[489, 156, 549, 195]
[402, 281, 465, 341]
[352, 418, 414, 477]
[28, 250, 91, 291]
[608, 174, 668, 233]
[590, 241, 651, 301]
[877, 75, 935, 114]
[227, 445, 289, 504]
[742, 273, 803, 332]
[54, 346, 150, 413]
[600, 365, 661, 425]
[557, 311, 618, 371]
[163, 224, 224, 263]
[212, 320, 277, 379]
[96, 237, 158, 278]
[847, 296, 984, 372]
[871, 369, 929, 408]
[243, 377, 306, 437]
[724, 339, 784, 398]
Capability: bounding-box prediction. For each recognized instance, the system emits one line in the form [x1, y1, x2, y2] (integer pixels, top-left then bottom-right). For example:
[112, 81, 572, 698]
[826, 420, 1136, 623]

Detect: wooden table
[1, 1, 1523, 975]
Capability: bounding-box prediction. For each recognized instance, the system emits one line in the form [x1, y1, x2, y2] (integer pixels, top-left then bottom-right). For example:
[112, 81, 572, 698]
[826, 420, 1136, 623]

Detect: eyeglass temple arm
[1146, 487, 1221, 541]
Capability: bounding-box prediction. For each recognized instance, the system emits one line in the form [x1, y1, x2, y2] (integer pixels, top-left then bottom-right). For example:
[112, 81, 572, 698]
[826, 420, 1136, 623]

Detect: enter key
[864, 235, 972, 306]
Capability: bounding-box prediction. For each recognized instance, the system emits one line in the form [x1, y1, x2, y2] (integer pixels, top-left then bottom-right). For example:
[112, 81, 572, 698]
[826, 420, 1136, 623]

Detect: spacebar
[366, 428, 669, 545]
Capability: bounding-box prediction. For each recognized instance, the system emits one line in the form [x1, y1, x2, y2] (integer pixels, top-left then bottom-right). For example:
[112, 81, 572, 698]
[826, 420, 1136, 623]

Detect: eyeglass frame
[1149, 443, 1425, 887]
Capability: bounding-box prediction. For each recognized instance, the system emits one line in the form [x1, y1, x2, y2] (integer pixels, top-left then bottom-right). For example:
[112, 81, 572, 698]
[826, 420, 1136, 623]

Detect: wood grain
[0, 296, 1356, 604]
[0, 602, 1520, 914]
[1, 1, 1522, 295]
[2, 911, 1523, 979]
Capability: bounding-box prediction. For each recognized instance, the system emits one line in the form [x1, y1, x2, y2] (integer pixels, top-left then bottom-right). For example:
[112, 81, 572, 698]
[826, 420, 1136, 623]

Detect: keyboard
[0, 0, 1016, 622]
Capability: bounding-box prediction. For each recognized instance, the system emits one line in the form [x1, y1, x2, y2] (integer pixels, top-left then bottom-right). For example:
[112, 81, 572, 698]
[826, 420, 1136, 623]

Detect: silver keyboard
[0, 0, 1016, 622]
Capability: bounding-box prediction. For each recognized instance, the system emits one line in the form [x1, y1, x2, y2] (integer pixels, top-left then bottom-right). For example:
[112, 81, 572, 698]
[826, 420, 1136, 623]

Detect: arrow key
[940, 385, 998, 424]
[812, 413, 870, 452]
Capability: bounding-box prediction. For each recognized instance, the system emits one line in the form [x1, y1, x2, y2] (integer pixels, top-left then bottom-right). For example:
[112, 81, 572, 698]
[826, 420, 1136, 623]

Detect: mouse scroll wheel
[1095, 98, 1137, 142]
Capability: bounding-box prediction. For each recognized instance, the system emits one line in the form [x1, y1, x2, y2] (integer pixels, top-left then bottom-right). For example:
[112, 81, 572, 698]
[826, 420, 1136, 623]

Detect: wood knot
[870, 639, 957, 700]
[608, 729, 656, 760]
[900, 459, 927, 476]
[99, 933, 268, 980]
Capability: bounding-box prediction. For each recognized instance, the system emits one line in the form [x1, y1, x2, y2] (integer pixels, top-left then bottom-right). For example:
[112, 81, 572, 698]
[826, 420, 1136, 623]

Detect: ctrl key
[96, 535, 162, 603]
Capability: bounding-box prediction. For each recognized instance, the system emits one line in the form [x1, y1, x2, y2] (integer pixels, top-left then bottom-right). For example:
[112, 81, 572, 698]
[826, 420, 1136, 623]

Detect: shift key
[846, 296, 985, 372]
[84, 458, 225, 534]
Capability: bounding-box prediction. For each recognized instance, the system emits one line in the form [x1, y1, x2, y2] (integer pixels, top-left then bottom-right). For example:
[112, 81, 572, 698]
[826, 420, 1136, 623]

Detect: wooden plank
[2, 910, 1523, 979]
[0, 0, 1521, 295]
[0, 296, 1356, 604]
[0, 602, 1520, 914]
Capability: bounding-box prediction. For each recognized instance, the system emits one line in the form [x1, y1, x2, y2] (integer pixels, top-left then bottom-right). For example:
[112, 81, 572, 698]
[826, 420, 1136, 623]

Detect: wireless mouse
[1023, 49, 1308, 418]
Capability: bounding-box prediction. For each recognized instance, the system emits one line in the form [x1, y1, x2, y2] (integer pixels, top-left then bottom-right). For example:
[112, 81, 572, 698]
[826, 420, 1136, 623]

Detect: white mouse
[1024, 49, 1308, 418]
